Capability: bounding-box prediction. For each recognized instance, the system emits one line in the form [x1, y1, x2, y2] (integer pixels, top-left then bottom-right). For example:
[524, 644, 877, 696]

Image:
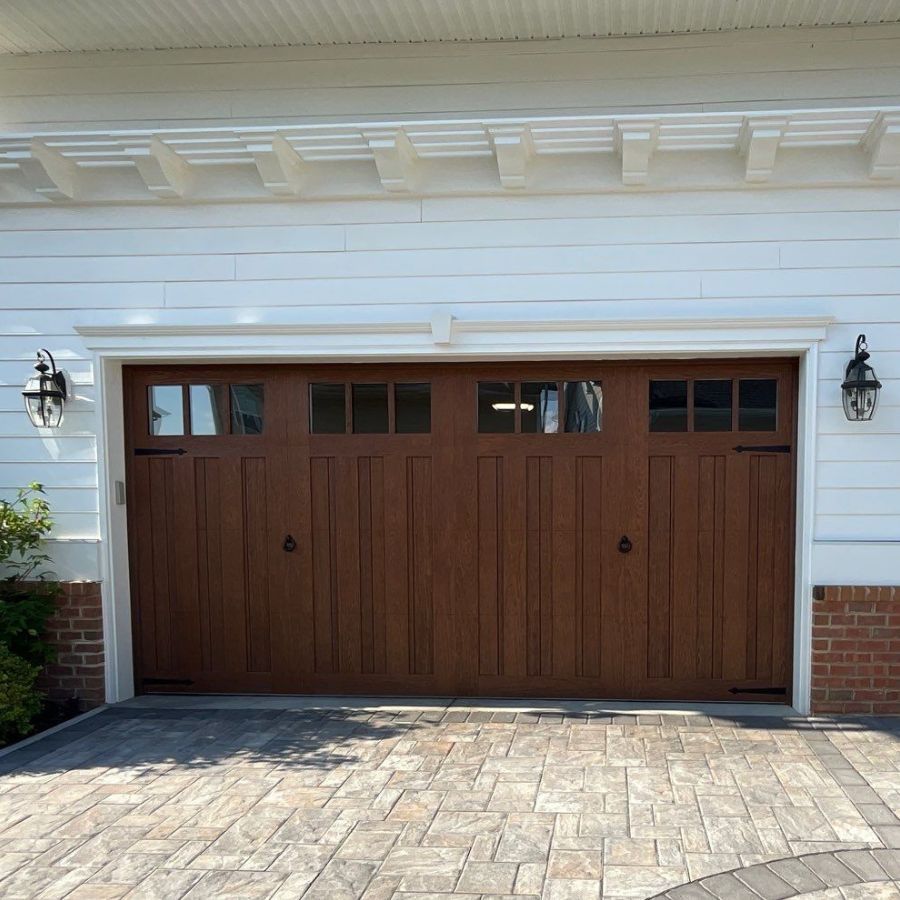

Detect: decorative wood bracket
[364, 128, 419, 192]
[614, 121, 658, 185]
[739, 117, 788, 182]
[863, 112, 900, 180]
[134, 137, 195, 198]
[21, 139, 82, 201]
[251, 134, 308, 196]
[488, 125, 535, 189]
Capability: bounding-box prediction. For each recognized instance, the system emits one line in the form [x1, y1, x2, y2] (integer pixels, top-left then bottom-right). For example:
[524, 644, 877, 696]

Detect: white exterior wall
[1, 25, 899, 586]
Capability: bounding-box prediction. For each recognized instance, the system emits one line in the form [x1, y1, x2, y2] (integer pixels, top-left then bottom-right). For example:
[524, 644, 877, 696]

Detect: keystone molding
[3, 107, 898, 204]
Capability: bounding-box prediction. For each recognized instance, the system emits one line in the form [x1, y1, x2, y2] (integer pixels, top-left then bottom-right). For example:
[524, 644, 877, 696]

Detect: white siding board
[162, 272, 704, 307]
[0, 255, 235, 283]
[816, 516, 900, 540]
[0, 437, 97, 463]
[0, 462, 97, 489]
[1, 284, 164, 308]
[234, 244, 780, 280]
[0, 225, 345, 257]
[818, 489, 900, 514]
[346, 212, 900, 251]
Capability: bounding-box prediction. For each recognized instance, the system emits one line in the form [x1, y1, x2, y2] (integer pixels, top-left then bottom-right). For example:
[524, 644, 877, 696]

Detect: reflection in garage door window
[148, 385, 184, 435]
[521, 382, 559, 433]
[231, 384, 264, 435]
[563, 381, 603, 432]
[478, 382, 516, 433]
[189, 384, 228, 435]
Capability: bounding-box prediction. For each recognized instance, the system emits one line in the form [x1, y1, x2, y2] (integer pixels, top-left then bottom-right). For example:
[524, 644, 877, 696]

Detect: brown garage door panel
[125, 360, 796, 701]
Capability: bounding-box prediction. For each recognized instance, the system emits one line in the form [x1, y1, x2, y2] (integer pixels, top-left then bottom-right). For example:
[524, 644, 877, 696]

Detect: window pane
[310, 383, 346, 433]
[478, 382, 515, 433]
[563, 381, 603, 432]
[148, 385, 183, 435]
[352, 383, 389, 434]
[231, 384, 264, 435]
[395, 383, 431, 433]
[189, 384, 228, 435]
[649, 380, 688, 432]
[694, 379, 732, 432]
[739, 379, 777, 431]
[521, 382, 559, 433]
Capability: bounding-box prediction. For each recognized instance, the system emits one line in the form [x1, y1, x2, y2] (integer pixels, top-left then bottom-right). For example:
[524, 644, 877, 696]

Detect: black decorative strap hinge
[134, 448, 188, 456]
[733, 445, 791, 454]
[728, 686, 787, 696]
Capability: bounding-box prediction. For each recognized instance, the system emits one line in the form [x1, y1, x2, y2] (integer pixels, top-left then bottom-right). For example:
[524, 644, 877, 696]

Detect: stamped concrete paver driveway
[0, 702, 898, 899]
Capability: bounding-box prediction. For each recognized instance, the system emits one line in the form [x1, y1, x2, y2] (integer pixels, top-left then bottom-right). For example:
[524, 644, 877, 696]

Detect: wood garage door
[125, 360, 796, 701]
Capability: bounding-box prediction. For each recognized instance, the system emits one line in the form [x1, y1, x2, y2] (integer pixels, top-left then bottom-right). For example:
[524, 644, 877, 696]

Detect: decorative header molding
[4, 107, 898, 204]
[75, 315, 834, 357]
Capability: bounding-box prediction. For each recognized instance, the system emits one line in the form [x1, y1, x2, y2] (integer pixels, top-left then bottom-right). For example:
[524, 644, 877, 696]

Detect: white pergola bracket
[364, 128, 419, 192]
[134, 137, 195, 198]
[489, 125, 535, 189]
[615, 121, 658, 186]
[252, 134, 308, 196]
[863, 113, 900, 180]
[22, 139, 82, 201]
[739, 117, 788, 182]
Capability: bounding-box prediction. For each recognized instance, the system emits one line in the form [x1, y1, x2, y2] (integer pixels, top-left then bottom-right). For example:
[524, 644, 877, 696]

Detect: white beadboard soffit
[3, 0, 900, 54]
[3, 107, 899, 203]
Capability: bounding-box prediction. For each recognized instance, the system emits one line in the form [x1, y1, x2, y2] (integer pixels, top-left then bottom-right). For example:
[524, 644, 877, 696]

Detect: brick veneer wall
[37, 581, 105, 711]
[811, 586, 900, 715]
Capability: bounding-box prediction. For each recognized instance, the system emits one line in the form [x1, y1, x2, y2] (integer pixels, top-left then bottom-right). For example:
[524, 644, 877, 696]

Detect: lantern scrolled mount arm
[841, 334, 882, 422]
[22, 349, 70, 428]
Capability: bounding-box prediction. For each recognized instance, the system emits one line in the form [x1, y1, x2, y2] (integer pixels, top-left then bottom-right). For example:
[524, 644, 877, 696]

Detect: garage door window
[650, 377, 778, 432]
[479, 380, 602, 433]
[311, 382, 432, 434]
[149, 383, 264, 435]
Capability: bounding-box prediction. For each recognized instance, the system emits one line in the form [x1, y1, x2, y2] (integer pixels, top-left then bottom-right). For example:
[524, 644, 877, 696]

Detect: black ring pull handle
[618, 535, 632, 554]
[283, 534, 297, 553]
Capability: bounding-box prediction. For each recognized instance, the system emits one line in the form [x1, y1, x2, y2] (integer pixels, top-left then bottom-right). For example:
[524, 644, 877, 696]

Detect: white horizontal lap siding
[2, 26, 900, 127]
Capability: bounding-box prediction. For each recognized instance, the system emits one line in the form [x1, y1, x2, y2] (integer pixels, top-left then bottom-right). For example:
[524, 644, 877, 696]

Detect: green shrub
[0, 483, 59, 668]
[0, 643, 42, 745]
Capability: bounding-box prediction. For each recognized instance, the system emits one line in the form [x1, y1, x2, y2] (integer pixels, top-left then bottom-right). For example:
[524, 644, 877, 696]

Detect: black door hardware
[134, 447, 188, 456]
[142, 677, 194, 686]
[283, 534, 297, 552]
[733, 445, 791, 454]
[618, 535, 632, 554]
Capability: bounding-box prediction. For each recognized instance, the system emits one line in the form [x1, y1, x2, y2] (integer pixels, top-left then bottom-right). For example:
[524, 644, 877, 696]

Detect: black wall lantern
[842, 334, 882, 422]
[23, 349, 69, 428]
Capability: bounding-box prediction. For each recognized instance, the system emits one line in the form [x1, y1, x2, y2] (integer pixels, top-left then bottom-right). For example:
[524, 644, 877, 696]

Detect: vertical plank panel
[551, 454, 577, 678]
[131, 457, 157, 678]
[309, 456, 335, 674]
[243, 457, 272, 673]
[477, 456, 500, 676]
[171, 458, 201, 674]
[502, 455, 527, 678]
[722, 455, 750, 680]
[335, 455, 362, 674]
[408, 457, 434, 675]
[579, 456, 603, 679]
[383, 453, 410, 675]
[647, 456, 673, 678]
[754, 456, 777, 679]
[745, 457, 761, 679]
[672, 454, 699, 681]
[219, 455, 248, 675]
[147, 457, 173, 672]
